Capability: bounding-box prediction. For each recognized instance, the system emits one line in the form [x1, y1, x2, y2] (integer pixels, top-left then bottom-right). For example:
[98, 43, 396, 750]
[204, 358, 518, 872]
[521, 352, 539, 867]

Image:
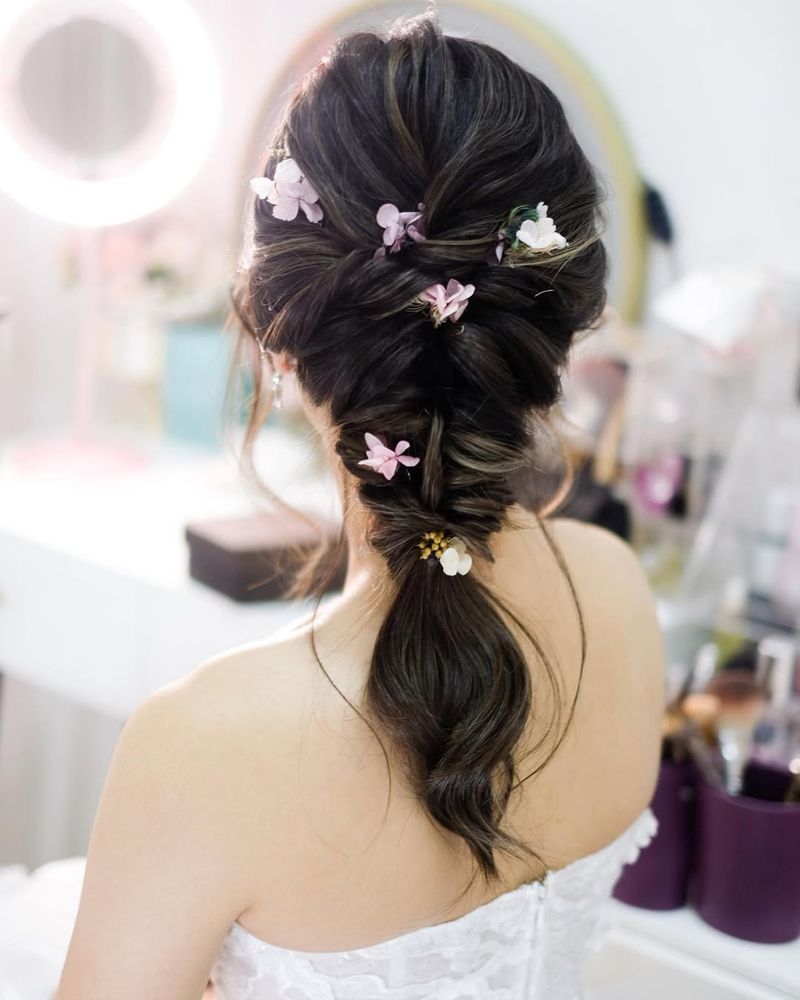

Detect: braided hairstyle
[227, 12, 609, 902]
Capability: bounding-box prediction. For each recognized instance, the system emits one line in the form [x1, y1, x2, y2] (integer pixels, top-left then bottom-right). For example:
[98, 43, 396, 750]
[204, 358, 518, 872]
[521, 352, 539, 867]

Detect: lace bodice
[210, 806, 658, 1000]
[0, 807, 657, 999]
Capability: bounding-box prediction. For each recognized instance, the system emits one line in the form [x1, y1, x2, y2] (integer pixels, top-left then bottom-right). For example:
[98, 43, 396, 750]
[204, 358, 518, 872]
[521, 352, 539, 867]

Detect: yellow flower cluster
[418, 530, 448, 561]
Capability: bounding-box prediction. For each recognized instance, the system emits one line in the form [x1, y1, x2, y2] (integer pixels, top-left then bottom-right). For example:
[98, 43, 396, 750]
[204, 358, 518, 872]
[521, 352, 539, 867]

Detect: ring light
[0, 0, 221, 226]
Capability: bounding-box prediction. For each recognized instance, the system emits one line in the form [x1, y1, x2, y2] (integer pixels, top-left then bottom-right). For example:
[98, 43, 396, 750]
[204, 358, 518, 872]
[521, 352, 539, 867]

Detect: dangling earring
[271, 369, 283, 410]
[257, 338, 284, 411]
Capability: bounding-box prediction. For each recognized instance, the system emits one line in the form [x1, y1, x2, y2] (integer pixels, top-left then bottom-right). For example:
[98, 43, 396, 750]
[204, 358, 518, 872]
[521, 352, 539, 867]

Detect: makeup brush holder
[613, 756, 695, 909]
[691, 760, 800, 943]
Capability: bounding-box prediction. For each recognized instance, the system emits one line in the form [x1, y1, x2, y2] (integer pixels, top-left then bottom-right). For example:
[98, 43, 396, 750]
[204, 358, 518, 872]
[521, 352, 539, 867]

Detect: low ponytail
[368, 559, 549, 894]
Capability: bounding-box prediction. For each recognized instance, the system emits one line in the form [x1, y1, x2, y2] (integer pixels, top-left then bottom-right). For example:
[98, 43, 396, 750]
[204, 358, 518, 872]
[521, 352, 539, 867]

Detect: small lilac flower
[357, 433, 420, 481]
[418, 278, 475, 326]
[249, 158, 323, 224]
[374, 202, 426, 258]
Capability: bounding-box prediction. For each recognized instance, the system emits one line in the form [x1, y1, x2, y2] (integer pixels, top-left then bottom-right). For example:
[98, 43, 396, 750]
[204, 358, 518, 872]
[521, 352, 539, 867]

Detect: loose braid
[226, 11, 608, 904]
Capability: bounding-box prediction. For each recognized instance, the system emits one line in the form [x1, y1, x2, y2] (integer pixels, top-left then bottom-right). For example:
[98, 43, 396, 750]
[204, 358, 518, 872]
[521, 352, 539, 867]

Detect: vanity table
[0, 429, 334, 718]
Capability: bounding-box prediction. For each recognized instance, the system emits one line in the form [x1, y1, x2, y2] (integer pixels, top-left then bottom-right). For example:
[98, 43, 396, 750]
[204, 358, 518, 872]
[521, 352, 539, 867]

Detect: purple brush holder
[691, 760, 800, 944]
[613, 756, 695, 909]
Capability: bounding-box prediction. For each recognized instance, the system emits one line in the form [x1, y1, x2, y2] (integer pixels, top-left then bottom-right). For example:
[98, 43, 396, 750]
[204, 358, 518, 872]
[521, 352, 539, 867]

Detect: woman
[51, 11, 664, 999]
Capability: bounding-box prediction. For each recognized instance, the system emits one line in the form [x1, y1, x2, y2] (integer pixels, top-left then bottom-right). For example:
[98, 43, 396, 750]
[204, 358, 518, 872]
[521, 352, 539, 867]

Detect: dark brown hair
[225, 11, 608, 904]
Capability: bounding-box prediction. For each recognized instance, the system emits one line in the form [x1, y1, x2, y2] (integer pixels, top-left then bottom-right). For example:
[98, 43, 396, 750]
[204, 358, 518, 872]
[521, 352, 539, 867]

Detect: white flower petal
[301, 200, 324, 223]
[439, 547, 459, 576]
[249, 176, 274, 199]
[376, 203, 400, 227]
[457, 553, 472, 575]
[277, 180, 303, 198]
[297, 178, 319, 203]
[271, 197, 300, 221]
[516, 220, 539, 247]
[274, 158, 302, 184]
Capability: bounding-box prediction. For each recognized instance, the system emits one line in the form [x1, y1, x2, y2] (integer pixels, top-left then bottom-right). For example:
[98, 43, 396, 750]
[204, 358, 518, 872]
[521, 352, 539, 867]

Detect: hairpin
[418, 532, 473, 576]
[358, 432, 420, 481]
[492, 202, 567, 263]
[418, 279, 474, 327]
[250, 157, 323, 223]
[374, 202, 426, 258]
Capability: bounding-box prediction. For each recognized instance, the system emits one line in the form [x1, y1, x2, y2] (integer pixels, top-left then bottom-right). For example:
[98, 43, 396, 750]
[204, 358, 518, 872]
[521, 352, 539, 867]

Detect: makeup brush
[662, 644, 721, 767]
[662, 691, 727, 788]
[681, 692, 721, 746]
[705, 669, 768, 795]
[669, 642, 719, 713]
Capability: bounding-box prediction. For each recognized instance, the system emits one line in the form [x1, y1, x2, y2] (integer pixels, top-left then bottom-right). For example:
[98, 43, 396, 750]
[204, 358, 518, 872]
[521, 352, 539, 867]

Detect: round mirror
[18, 17, 157, 168]
[238, 0, 647, 320]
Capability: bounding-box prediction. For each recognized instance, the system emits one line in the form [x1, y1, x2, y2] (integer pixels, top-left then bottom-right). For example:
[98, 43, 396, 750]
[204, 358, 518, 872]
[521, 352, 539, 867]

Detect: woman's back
[197, 515, 663, 960]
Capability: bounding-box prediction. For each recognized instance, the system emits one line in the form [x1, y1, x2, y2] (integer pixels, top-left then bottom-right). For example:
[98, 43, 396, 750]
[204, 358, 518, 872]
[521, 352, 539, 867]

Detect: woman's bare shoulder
[547, 514, 664, 665]
[547, 517, 661, 626]
[544, 517, 666, 807]
[547, 516, 641, 568]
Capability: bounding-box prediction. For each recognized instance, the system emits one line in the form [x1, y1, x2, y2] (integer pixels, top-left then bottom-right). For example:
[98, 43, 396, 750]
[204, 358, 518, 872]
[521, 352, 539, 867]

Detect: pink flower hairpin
[418, 278, 475, 326]
[249, 157, 323, 224]
[358, 432, 420, 481]
[374, 202, 426, 258]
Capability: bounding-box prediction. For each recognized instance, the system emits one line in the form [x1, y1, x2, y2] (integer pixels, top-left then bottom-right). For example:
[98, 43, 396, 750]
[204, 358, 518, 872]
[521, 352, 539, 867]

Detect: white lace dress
[0, 807, 657, 1000]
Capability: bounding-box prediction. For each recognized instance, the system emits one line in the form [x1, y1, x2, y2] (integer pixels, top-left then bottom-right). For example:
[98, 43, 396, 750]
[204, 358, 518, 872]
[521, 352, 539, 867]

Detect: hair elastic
[418, 531, 472, 576]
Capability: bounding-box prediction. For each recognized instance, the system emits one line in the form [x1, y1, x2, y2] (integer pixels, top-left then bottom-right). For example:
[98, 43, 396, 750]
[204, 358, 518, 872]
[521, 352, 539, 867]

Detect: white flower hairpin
[493, 202, 568, 263]
[250, 157, 323, 223]
[418, 531, 473, 576]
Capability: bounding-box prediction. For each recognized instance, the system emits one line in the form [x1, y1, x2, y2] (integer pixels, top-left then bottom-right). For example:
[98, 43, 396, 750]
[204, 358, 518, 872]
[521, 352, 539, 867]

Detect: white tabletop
[0, 425, 340, 716]
[0, 424, 339, 588]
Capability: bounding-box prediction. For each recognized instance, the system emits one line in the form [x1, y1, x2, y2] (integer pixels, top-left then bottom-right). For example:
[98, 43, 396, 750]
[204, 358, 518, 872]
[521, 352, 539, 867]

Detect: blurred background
[0, 1, 799, 995]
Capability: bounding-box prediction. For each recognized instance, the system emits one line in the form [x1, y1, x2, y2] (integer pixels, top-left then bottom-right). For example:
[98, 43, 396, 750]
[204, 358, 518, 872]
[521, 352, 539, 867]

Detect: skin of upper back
[54, 515, 665, 998]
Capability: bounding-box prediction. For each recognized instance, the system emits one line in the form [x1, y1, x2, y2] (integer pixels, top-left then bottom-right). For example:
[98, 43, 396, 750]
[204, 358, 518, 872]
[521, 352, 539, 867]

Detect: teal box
[163, 320, 232, 449]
